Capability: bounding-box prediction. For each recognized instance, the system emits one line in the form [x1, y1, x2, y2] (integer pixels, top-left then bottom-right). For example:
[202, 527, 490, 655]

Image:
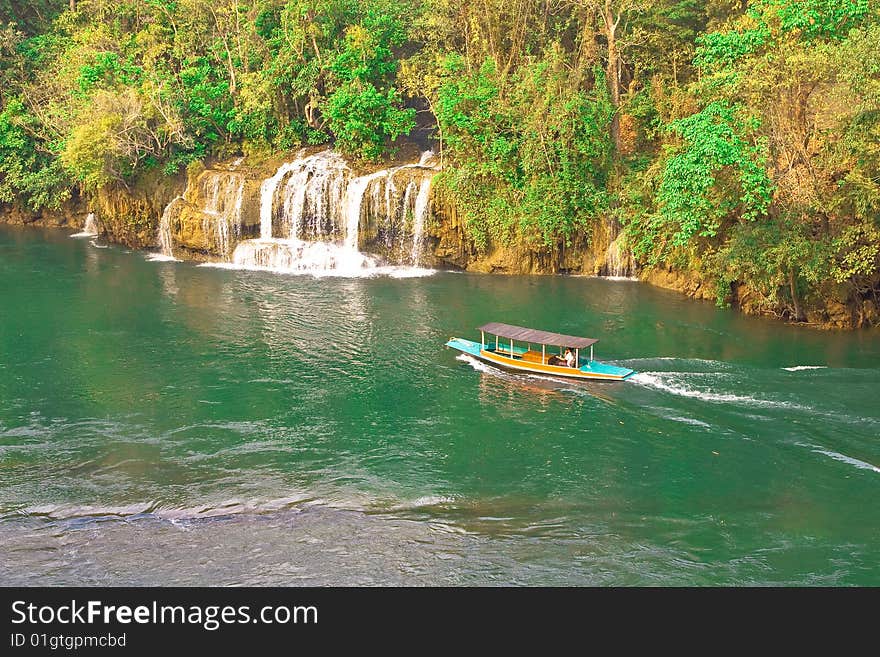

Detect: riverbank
[1, 149, 877, 330]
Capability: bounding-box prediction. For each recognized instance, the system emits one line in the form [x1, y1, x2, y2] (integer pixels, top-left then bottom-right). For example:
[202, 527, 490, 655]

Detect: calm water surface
[1, 225, 878, 585]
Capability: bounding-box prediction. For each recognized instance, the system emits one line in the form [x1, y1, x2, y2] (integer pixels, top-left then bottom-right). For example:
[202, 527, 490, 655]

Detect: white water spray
[410, 176, 432, 266]
[602, 231, 636, 279]
[157, 197, 183, 258]
[201, 172, 244, 257]
[232, 149, 437, 275]
[71, 213, 99, 238]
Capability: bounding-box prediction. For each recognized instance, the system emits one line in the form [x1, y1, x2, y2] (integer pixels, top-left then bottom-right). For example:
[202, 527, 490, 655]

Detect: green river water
[1, 225, 878, 585]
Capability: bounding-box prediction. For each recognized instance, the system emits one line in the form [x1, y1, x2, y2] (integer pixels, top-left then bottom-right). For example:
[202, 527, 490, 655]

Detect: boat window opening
[542, 344, 545, 363]
[495, 335, 498, 351]
[576, 348, 579, 368]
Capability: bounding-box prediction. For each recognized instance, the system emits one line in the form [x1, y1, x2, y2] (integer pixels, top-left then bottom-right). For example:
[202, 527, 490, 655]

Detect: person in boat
[547, 349, 574, 367]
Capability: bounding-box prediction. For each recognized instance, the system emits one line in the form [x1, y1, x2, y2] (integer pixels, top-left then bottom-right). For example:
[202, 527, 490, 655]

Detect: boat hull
[445, 338, 635, 381]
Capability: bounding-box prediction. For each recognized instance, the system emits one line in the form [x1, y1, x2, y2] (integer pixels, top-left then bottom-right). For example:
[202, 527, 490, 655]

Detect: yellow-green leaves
[646, 102, 772, 257]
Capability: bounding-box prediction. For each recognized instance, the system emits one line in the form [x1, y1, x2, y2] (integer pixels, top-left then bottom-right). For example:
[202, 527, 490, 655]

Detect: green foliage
[625, 0, 880, 317]
[763, 0, 871, 39]
[76, 52, 143, 95]
[710, 217, 829, 309]
[323, 81, 414, 159]
[177, 56, 234, 143]
[694, 25, 770, 70]
[321, 3, 416, 159]
[832, 222, 880, 286]
[434, 53, 612, 249]
[60, 112, 120, 189]
[0, 97, 70, 209]
[633, 101, 772, 263]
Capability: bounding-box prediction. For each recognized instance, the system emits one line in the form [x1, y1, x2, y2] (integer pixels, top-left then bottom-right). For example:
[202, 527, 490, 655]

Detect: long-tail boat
[446, 322, 635, 381]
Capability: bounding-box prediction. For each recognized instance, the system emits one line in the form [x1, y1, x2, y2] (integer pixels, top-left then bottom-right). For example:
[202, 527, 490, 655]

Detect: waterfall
[231, 149, 437, 275]
[286, 152, 349, 241]
[155, 169, 244, 260]
[157, 197, 183, 259]
[260, 160, 301, 240]
[83, 213, 98, 235]
[201, 172, 244, 257]
[601, 230, 636, 279]
[410, 177, 432, 266]
[398, 181, 416, 253]
[343, 170, 387, 252]
[71, 212, 99, 237]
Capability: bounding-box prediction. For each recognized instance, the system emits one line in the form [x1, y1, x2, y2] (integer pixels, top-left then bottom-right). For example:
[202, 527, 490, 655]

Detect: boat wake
[456, 353, 493, 373]
[630, 372, 809, 410]
[795, 443, 880, 474]
[783, 365, 828, 372]
[616, 357, 734, 372]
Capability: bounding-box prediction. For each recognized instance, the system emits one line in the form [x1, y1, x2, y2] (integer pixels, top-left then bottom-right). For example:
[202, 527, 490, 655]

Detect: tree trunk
[601, 1, 621, 155]
[788, 270, 806, 322]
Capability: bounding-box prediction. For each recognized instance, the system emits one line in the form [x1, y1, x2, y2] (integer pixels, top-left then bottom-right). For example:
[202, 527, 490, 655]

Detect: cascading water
[397, 181, 416, 254]
[83, 213, 98, 235]
[601, 230, 636, 279]
[259, 161, 300, 240]
[154, 167, 244, 260]
[201, 172, 244, 257]
[231, 149, 438, 275]
[410, 177, 432, 266]
[343, 170, 387, 253]
[157, 197, 183, 259]
[237, 151, 373, 273]
[71, 212, 99, 238]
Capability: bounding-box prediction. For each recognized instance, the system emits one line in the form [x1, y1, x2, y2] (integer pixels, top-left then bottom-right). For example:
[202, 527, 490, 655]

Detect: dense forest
[1, 1, 879, 324]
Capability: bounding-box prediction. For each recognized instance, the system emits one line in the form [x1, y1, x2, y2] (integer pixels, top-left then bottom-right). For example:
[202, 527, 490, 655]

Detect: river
[1, 225, 878, 585]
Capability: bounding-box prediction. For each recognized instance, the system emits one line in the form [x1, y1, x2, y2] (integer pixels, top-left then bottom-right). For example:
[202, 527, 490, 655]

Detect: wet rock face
[642, 266, 880, 330]
[0, 199, 86, 228]
[161, 169, 260, 258]
[150, 149, 442, 266]
[95, 168, 186, 249]
[860, 299, 880, 326]
[425, 201, 473, 270]
[358, 167, 435, 266]
[642, 266, 715, 303]
[2, 145, 624, 276]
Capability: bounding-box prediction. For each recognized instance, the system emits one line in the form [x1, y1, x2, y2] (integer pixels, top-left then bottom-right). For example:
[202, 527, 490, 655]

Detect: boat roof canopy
[478, 322, 598, 349]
